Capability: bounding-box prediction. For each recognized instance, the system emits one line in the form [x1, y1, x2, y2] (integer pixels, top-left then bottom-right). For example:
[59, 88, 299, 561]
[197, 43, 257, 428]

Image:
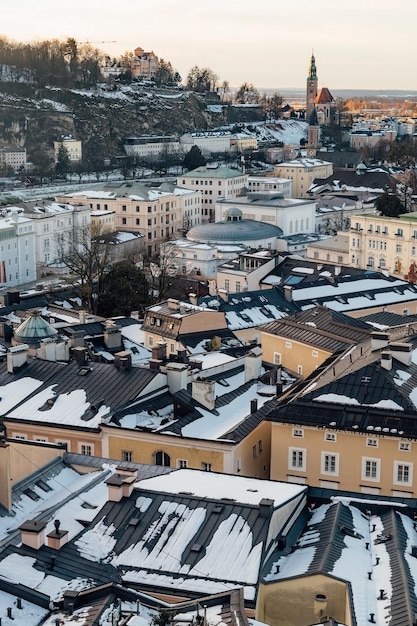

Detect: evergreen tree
[375, 191, 404, 217]
[55, 143, 70, 176]
[183, 146, 206, 171]
[97, 260, 151, 317]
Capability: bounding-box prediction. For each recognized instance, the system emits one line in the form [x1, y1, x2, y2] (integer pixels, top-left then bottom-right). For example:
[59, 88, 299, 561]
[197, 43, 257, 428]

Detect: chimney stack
[380, 351, 392, 371]
[114, 351, 132, 370]
[283, 285, 292, 302]
[20, 520, 47, 550]
[7, 344, 29, 374]
[47, 519, 69, 550]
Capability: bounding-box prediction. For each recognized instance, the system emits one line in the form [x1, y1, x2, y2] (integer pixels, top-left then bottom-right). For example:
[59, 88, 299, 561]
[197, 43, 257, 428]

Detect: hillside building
[274, 158, 333, 198]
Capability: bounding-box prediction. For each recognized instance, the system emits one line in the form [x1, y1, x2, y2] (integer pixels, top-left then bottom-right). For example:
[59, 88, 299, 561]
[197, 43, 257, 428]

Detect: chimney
[388, 342, 412, 366]
[47, 519, 69, 550]
[371, 331, 389, 352]
[192, 378, 216, 410]
[104, 323, 122, 350]
[106, 473, 137, 501]
[166, 362, 188, 393]
[283, 285, 292, 302]
[114, 351, 132, 370]
[70, 329, 85, 349]
[380, 351, 392, 371]
[37, 337, 58, 362]
[245, 346, 263, 382]
[152, 340, 167, 362]
[79, 311, 96, 324]
[189, 293, 198, 305]
[130, 310, 140, 320]
[167, 298, 180, 310]
[20, 520, 47, 550]
[250, 398, 258, 413]
[7, 344, 29, 373]
[0, 441, 12, 511]
[73, 346, 87, 364]
[218, 289, 228, 302]
[258, 498, 274, 518]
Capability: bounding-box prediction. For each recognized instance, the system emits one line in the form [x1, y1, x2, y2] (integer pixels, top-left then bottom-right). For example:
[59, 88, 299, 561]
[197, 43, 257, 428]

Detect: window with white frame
[312, 350, 318, 358]
[399, 442, 411, 452]
[176, 459, 188, 469]
[201, 462, 212, 472]
[297, 365, 303, 375]
[362, 457, 381, 482]
[34, 437, 48, 442]
[285, 341, 292, 349]
[325, 432, 336, 442]
[148, 336, 154, 347]
[289, 447, 306, 471]
[292, 428, 304, 438]
[122, 451, 133, 462]
[274, 352, 282, 365]
[366, 437, 378, 448]
[80, 443, 93, 456]
[321, 452, 339, 476]
[394, 462, 413, 486]
[13, 433, 27, 440]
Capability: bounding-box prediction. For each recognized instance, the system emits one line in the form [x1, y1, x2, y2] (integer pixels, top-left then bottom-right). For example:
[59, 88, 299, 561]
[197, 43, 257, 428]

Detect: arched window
[153, 451, 171, 467]
[367, 256, 374, 267]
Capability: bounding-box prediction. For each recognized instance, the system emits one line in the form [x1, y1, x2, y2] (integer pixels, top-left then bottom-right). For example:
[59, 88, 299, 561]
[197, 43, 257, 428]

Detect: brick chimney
[20, 520, 47, 549]
[106, 473, 137, 501]
[104, 322, 122, 351]
[47, 519, 69, 550]
[114, 351, 132, 370]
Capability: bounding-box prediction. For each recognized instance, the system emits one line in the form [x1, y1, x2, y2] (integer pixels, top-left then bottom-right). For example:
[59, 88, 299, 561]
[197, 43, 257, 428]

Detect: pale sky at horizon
[2, 1, 416, 92]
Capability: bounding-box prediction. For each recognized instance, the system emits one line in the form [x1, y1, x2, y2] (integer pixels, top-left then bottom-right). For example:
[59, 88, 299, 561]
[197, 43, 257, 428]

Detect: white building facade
[0, 210, 36, 287]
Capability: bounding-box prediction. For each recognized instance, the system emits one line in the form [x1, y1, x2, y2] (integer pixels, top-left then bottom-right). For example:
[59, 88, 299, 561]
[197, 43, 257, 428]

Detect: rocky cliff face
[0, 83, 230, 162]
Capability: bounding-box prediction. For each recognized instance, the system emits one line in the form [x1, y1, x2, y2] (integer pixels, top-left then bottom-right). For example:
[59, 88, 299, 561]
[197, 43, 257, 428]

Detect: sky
[2, 0, 417, 92]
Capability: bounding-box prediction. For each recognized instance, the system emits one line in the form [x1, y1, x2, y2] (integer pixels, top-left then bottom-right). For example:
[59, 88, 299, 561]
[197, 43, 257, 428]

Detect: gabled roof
[196, 288, 300, 330]
[260, 305, 371, 352]
[0, 357, 161, 429]
[315, 87, 335, 104]
[265, 500, 417, 626]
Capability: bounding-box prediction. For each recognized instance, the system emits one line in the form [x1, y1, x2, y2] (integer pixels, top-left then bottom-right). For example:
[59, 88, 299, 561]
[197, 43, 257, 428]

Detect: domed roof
[14, 309, 58, 345]
[187, 217, 283, 244]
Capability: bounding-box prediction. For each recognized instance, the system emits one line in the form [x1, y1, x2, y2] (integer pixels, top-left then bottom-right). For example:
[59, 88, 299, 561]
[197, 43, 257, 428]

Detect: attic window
[23, 488, 40, 501]
[81, 501, 98, 509]
[78, 367, 92, 376]
[212, 505, 223, 514]
[156, 318, 161, 326]
[150, 317, 156, 325]
[340, 524, 363, 539]
[36, 480, 52, 492]
[190, 543, 202, 552]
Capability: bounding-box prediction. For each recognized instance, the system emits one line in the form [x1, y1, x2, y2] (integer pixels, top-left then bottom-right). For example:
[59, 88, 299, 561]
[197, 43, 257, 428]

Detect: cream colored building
[178, 165, 247, 223]
[131, 46, 158, 79]
[307, 233, 350, 265]
[349, 211, 417, 277]
[53, 137, 82, 163]
[274, 158, 333, 198]
[55, 182, 201, 256]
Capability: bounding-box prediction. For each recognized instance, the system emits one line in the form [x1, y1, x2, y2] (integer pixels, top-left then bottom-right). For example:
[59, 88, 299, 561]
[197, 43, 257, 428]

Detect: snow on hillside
[254, 120, 308, 145]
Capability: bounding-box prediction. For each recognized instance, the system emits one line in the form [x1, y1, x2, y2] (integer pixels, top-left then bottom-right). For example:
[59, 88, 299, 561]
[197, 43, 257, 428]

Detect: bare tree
[57, 224, 112, 313]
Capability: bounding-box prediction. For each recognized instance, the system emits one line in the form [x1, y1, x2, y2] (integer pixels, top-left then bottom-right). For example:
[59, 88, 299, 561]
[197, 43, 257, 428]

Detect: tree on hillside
[57, 224, 112, 314]
[183, 145, 206, 171]
[261, 92, 283, 120]
[154, 59, 181, 86]
[235, 82, 260, 104]
[375, 191, 404, 217]
[97, 260, 151, 317]
[186, 66, 218, 92]
[55, 143, 70, 176]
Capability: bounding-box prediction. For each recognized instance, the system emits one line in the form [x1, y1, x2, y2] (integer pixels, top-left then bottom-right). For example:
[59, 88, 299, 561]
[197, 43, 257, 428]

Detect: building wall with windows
[0, 147, 27, 173]
[0, 212, 36, 287]
[349, 212, 417, 277]
[56, 184, 201, 257]
[123, 136, 181, 159]
[53, 137, 82, 163]
[5, 421, 102, 458]
[178, 166, 247, 223]
[259, 331, 332, 378]
[15, 202, 91, 279]
[269, 421, 417, 498]
[273, 159, 333, 198]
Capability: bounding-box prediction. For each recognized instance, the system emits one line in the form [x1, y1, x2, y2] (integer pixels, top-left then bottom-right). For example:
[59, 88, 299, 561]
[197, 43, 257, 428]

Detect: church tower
[306, 51, 318, 120]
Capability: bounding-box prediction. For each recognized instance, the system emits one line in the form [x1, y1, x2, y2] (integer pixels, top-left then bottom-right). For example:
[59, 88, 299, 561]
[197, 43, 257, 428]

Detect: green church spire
[308, 51, 317, 80]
